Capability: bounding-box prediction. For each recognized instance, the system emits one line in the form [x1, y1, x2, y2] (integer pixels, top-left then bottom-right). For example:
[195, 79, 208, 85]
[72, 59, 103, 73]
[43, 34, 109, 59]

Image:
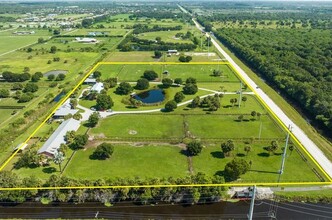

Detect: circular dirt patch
[129, 130, 137, 135]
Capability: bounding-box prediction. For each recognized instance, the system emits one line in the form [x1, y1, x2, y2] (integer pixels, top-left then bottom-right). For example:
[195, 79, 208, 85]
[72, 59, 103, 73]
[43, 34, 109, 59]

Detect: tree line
[0, 171, 226, 204]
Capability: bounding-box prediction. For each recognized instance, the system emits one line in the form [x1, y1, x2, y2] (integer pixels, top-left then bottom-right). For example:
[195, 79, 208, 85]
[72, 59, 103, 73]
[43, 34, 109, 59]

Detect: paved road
[190, 18, 332, 180]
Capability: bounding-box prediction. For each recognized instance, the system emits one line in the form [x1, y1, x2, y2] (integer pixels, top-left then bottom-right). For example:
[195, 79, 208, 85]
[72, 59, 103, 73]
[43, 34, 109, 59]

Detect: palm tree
[241, 96, 247, 106]
[244, 145, 252, 155]
[53, 150, 65, 173]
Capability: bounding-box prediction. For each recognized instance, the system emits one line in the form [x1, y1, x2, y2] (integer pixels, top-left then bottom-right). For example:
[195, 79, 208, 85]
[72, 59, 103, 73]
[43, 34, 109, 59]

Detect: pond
[134, 89, 165, 104]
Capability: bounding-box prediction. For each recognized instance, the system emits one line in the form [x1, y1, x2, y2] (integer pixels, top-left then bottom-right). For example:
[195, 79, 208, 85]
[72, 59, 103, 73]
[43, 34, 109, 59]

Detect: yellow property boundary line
[0, 62, 331, 191]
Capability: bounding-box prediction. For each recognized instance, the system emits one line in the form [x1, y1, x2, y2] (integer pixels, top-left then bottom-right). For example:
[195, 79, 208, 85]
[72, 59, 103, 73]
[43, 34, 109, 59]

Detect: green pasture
[90, 114, 184, 139]
[105, 51, 157, 62]
[0, 50, 99, 77]
[186, 114, 284, 139]
[193, 144, 321, 182]
[97, 64, 239, 83]
[65, 145, 188, 180]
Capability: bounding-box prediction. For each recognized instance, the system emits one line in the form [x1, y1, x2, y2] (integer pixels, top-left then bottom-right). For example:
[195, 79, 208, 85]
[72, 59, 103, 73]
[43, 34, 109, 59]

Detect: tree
[224, 158, 250, 181]
[50, 46, 57, 54]
[179, 55, 192, 62]
[48, 74, 55, 81]
[174, 78, 183, 85]
[73, 112, 82, 120]
[242, 96, 247, 106]
[23, 83, 38, 93]
[88, 112, 100, 127]
[212, 69, 222, 77]
[162, 78, 173, 88]
[27, 47, 33, 53]
[251, 111, 257, 120]
[104, 78, 117, 89]
[71, 134, 88, 150]
[238, 114, 244, 121]
[12, 83, 23, 90]
[116, 82, 133, 95]
[31, 72, 43, 82]
[70, 99, 77, 109]
[143, 70, 158, 81]
[186, 77, 197, 84]
[191, 96, 200, 108]
[289, 145, 294, 156]
[93, 71, 101, 78]
[165, 100, 177, 112]
[53, 29, 60, 35]
[221, 139, 235, 157]
[244, 145, 252, 155]
[55, 73, 66, 81]
[155, 36, 161, 42]
[18, 93, 34, 103]
[0, 89, 10, 98]
[14, 149, 40, 169]
[154, 50, 162, 58]
[270, 140, 279, 155]
[53, 150, 65, 173]
[38, 37, 45, 44]
[96, 94, 114, 111]
[92, 143, 114, 160]
[135, 78, 149, 90]
[82, 18, 93, 28]
[183, 83, 198, 95]
[174, 92, 185, 103]
[187, 141, 203, 156]
[257, 112, 262, 120]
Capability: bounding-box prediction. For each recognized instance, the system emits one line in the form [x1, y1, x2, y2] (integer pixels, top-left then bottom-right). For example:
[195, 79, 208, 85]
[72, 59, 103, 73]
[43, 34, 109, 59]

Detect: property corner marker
[0, 62, 331, 191]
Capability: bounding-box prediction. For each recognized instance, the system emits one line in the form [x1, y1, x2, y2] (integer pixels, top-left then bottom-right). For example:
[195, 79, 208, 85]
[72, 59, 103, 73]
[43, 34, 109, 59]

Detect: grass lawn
[192, 144, 321, 183]
[90, 114, 184, 139]
[64, 145, 189, 180]
[97, 63, 239, 83]
[186, 114, 284, 139]
[104, 51, 158, 62]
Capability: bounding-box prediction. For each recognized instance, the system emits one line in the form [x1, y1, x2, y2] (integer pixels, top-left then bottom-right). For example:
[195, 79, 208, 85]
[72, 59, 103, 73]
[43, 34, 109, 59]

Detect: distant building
[90, 82, 104, 93]
[53, 99, 78, 119]
[75, 37, 97, 43]
[38, 118, 81, 157]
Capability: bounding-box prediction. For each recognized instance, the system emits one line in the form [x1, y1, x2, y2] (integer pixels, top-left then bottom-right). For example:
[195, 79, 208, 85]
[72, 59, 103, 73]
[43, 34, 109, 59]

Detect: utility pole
[279, 125, 292, 174]
[248, 186, 256, 220]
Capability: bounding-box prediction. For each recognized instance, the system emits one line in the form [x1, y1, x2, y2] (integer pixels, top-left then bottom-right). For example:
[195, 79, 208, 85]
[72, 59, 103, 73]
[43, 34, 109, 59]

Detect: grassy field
[90, 114, 184, 139]
[65, 145, 189, 179]
[192, 144, 321, 182]
[275, 189, 332, 200]
[96, 63, 239, 83]
[186, 114, 284, 139]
